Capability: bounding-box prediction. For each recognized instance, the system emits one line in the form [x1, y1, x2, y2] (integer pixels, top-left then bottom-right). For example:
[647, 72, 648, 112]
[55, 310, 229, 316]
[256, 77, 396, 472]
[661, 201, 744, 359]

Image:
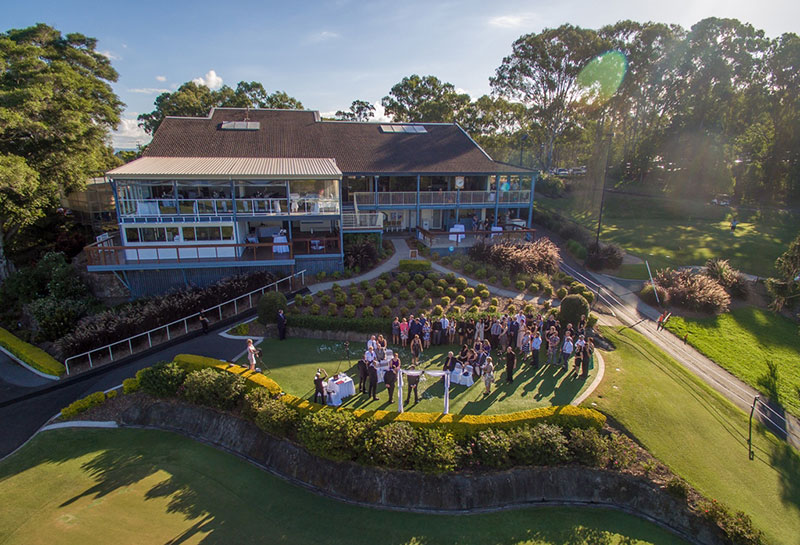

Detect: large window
[125, 225, 234, 244]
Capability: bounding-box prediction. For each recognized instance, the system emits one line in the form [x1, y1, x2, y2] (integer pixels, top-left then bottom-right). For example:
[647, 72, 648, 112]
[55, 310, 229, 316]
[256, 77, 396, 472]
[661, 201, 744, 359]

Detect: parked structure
[86, 108, 537, 295]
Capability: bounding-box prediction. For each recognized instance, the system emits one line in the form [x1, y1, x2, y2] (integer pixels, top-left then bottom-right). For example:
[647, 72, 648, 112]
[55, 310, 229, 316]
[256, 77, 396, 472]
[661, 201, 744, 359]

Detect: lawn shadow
[769, 440, 800, 514]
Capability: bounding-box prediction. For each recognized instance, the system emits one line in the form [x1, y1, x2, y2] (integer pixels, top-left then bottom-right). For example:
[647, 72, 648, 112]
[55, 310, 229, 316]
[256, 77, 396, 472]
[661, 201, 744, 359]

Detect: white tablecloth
[376, 361, 390, 383]
[448, 224, 466, 242]
[273, 235, 290, 254]
[245, 235, 259, 244]
[326, 375, 356, 406]
[450, 364, 474, 387]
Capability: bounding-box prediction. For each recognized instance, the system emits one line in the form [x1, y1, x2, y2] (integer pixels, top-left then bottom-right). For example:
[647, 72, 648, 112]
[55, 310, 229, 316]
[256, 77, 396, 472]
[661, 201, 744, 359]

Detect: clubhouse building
[87, 108, 537, 295]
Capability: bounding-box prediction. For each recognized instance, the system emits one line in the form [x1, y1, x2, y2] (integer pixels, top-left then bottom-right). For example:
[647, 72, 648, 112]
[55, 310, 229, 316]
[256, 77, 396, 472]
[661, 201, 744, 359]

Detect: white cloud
[129, 87, 170, 94]
[111, 117, 151, 149]
[98, 50, 120, 60]
[488, 13, 538, 28]
[372, 102, 392, 122]
[192, 70, 224, 90]
[308, 30, 340, 43]
[155, 75, 167, 82]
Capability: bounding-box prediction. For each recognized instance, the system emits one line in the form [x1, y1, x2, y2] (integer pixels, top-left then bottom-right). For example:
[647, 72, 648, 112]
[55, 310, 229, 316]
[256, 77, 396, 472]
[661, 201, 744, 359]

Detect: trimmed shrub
[440, 296, 451, 306]
[310, 303, 321, 315]
[487, 305, 498, 314]
[585, 242, 624, 271]
[422, 278, 434, 291]
[399, 259, 432, 272]
[327, 303, 338, 316]
[368, 422, 419, 469]
[444, 272, 456, 284]
[490, 297, 499, 306]
[380, 305, 392, 318]
[371, 294, 384, 307]
[362, 305, 375, 317]
[568, 282, 587, 294]
[559, 294, 590, 329]
[556, 287, 568, 299]
[122, 377, 140, 394]
[343, 305, 356, 319]
[334, 291, 347, 305]
[351, 293, 365, 307]
[375, 279, 387, 290]
[507, 423, 569, 466]
[464, 263, 474, 274]
[257, 291, 289, 324]
[432, 285, 444, 297]
[467, 305, 479, 314]
[479, 289, 490, 299]
[515, 280, 526, 290]
[471, 296, 482, 306]
[390, 280, 402, 291]
[470, 429, 511, 468]
[414, 287, 426, 299]
[181, 368, 246, 410]
[568, 427, 609, 467]
[639, 283, 668, 306]
[422, 297, 433, 308]
[445, 286, 458, 297]
[412, 428, 459, 472]
[528, 282, 540, 293]
[0, 327, 65, 376]
[455, 277, 468, 290]
[431, 305, 444, 316]
[399, 289, 411, 300]
[320, 293, 332, 305]
[366, 287, 377, 297]
[413, 273, 425, 284]
[407, 281, 417, 291]
[298, 409, 370, 461]
[455, 295, 466, 304]
[581, 290, 595, 304]
[242, 387, 273, 419]
[61, 391, 107, 419]
[464, 287, 475, 298]
[523, 303, 535, 315]
[256, 399, 301, 437]
[303, 294, 313, 306]
[502, 276, 512, 288]
[566, 239, 588, 260]
[389, 297, 400, 308]
[138, 361, 187, 397]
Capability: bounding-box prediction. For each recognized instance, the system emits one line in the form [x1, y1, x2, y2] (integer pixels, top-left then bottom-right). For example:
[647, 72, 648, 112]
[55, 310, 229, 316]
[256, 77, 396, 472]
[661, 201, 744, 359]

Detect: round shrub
[479, 289, 490, 299]
[437, 278, 449, 288]
[464, 287, 475, 298]
[432, 305, 444, 316]
[569, 281, 587, 294]
[310, 303, 321, 315]
[375, 279, 387, 290]
[440, 296, 451, 306]
[464, 263, 474, 274]
[366, 287, 377, 297]
[400, 306, 409, 316]
[476, 283, 487, 292]
[467, 305, 479, 314]
[471, 429, 511, 468]
[362, 305, 375, 317]
[445, 272, 456, 284]
[368, 422, 418, 469]
[255, 399, 301, 437]
[334, 291, 347, 305]
[413, 273, 425, 284]
[640, 283, 669, 307]
[474, 268, 487, 279]
[502, 276, 512, 288]
[528, 282, 540, 293]
[343, 305, 356, 318]
[390, 280, 402, 291]
[490, 297, 499, 306]
[371, 294, 384, 307]
[581, 290, 595, 304]
[412, 428, 459, 472]
[381, 305, 392, 318]
[303, 294, 313, 306]
[556, 287, 568, 300]
[568, 427, 609, 467]
[455, 277, 468, 290]
[471, 296, 482, 306]
[181, 368, 246, 410]
[360, 280, 370, 289]
[449, 307, 461, 316]
[507, 304, 517, 315]
[427, 272, 439, 281]
[298, 409, 368, 461]
[422, 297, 433, 308]
[331, 271, 341, 280]
[122, 377, 140, 395]
[432, 285, 444, 297]
[515, 280, 526, 290]
[445, 286, 458, 298]
[328, 303, 338, 316]
[487, 305, 498, 314]
[138, 362, 186, 398]
[488, 275, 497, 285]
[423, 278, 434, 291]
[351, 293, 365, 307]
[316, 271, 327, 281]
[397, 272, 410, 284]
[407, 280, 418, 291]
[542, 284, 553, 297]
[507, 424, 569, 466]
[257, 291, 288, 323]
[382, 288, 392, 300]
[389, 297, 399, 308]
[414, 287, 426, 299]
[523, 303, 535, 315]
[559, 294, 590, 329]
[320, 293, 331, 305]
[455, 295, 466, 305]
[399, 289, 411, 300]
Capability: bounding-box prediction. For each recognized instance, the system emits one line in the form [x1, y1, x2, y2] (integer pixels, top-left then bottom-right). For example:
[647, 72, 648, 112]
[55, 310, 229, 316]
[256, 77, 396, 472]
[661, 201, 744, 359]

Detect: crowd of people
[331, 311, 596, 404]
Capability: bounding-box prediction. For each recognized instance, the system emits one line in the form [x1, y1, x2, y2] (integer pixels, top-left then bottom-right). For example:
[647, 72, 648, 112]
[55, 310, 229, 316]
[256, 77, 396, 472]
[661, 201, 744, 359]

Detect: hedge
[0, 327, 65, 377]
[61, 391, 107, 418]
[398, 259, 432, 272]
[287, 314, 393, 335]
[173, 354, 606, 434]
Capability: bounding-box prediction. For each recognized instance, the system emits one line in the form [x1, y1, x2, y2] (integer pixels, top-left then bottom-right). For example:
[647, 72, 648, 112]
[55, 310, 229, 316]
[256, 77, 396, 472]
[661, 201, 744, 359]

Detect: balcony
[416, 226, 536, 250]
[341, 212, 384, 230]
[118, 195, 339, 219]
[352, 190, 530, 208]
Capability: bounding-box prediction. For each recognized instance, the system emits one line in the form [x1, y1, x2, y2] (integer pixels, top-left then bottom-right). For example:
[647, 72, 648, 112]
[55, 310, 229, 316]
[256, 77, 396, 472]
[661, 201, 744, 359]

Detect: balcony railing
[86, 239, 295, 267]
[341, 212, 384, 229]
[416, 226, 536, 248]
[119, 195, 339, 218]
[292, 236, 341, 255]
[352, 190, 531, 207]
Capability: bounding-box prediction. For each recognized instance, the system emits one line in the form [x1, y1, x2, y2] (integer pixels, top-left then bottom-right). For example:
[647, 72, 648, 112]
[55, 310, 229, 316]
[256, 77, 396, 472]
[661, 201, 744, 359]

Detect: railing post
[219, 306, 223, 320]
[184, 318, 189, 334]
[234, 299, 238, 314]
[108, 346, 113, 361]
[65, 360, 70, 376]
[128, 339, 133, 355]
[166, 325, 171, 341]
[147, 331, 152, 348]
[88, 352, 94, 368]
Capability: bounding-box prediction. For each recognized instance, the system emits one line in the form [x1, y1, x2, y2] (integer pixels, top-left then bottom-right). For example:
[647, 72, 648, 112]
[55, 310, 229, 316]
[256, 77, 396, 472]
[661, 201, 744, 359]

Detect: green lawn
[588, 328, 800, 545]
[250, 338, 598, 414]
[537, 192, 800, 277]
[664, 306, 800, 417]
[0, 428, 689, 545]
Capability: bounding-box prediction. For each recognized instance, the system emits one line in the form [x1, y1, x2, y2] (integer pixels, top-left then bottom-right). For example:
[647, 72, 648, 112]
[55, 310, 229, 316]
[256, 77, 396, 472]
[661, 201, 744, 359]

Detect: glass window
[221, 226, 234, 240]
[182, 227, 196, 241]
[166, 227, 179, 242]
[196, 227, 221, 241]
[125, 228, 139, 242]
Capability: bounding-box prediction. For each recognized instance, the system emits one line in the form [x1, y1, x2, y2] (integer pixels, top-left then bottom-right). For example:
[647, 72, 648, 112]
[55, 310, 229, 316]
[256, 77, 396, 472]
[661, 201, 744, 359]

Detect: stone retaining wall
[118, 401, 725, 545]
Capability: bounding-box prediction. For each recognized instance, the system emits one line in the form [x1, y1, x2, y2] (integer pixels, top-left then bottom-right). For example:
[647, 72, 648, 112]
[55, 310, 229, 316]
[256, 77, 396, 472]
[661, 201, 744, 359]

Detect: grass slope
[0, 428, 689, 545]
[664, 306, 800, 417]
[537, 192, 800, 278]
[588, 327, 800, 545]
[250, 338, 597, 414]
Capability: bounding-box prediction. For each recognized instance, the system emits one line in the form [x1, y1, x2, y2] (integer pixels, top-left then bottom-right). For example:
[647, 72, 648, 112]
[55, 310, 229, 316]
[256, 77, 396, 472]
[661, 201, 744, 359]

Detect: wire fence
[63, 270, 306, 375]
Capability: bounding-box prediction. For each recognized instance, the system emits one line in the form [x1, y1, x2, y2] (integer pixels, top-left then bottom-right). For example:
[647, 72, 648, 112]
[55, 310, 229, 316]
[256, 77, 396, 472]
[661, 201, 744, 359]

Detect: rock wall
[118, 401, 726, 545]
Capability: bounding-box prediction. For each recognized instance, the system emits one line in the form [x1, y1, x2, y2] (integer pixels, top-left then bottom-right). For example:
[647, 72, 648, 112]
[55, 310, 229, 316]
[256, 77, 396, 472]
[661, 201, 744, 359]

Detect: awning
[108, 157, 342, 179]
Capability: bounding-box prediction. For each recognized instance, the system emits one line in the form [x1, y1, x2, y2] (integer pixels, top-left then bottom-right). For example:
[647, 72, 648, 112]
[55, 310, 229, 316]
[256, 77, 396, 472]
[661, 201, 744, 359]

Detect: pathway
[310, 237, 409, 294]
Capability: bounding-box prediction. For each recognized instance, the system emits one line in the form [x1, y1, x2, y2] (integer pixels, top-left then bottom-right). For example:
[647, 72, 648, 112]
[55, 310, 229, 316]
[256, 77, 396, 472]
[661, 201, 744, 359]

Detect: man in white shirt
[560, 334, 574, 369]
[367, 335, 378, 351]
[364, 347, 377, 364]
[439, 316, 449, 345]
[531, 331, 542, 368]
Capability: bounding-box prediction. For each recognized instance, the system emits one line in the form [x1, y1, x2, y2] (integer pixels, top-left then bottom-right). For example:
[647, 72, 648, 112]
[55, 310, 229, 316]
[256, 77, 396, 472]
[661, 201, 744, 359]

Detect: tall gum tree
[0, 24, 123, 278]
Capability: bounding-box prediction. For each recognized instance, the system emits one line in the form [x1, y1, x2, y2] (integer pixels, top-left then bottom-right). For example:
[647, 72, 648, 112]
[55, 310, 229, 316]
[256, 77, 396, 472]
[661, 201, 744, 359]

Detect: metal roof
[108, 157, 342, 179]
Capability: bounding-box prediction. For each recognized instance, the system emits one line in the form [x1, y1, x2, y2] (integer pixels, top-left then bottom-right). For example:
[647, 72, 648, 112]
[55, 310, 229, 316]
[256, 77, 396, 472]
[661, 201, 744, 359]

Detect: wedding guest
[367, 334, 378, 351]
[520, 329, 532, 363]
[505, 346, 517, 383]
[482, 338, 492, 354]
[531, 331, 542, 368]
[457, 344, 469, 362]
[364, 346, 377, 366]
[422, 321, 431, 349]
[580, 337, 595, 378]
[439, 315, 450, 345]
[357, 357, 368, 394]
[443, 351, 458, 372]
[560, 333, 574, 370]
[277, 309, 287, 340]
[447, 317, 456, 344]
[474, 317, 485, 342]
[578, 314, 587, 336]
[508, 318, 520, 351]
[490, 318, 502, 348]
[390, 351, 401, 372]
[376, 334, 387, 361]
[466, 319, 476, 344]
[409, 316, 422, 339]
[392, 317, 401, 345]
[400, 318, 409, 347]
[573, 334, 586, 374]
[432, 318, 442, 346]
[383, 366, 397, 402]
[547, 330, 560, 366]
[499, 319, 509, 351]
[199, 312, 209, 335]
[246, 339, 258, 372]
[457, 318, 467, 346]
[368, 361, 379, 400]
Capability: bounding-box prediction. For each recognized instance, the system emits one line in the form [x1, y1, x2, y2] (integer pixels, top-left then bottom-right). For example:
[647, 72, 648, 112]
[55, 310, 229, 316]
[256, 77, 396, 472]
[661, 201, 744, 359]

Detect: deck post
[527, 173, 537, 228]
[415, 175, 421, 231]
[493, 174, 500, 226]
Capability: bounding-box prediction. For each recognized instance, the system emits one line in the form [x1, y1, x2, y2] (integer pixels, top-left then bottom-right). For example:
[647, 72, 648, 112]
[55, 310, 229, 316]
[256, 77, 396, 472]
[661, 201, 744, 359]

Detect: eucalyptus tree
[381, 74, 471, 123]
[335, 100, 376, 122]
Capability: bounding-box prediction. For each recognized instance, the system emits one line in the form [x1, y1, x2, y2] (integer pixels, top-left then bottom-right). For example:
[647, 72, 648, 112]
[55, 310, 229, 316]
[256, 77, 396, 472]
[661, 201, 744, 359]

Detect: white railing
[119, 196, 340, 217]
[63, 270, 306, 375]
[341, 212, 384, 229]
[352, 190, 531, 207]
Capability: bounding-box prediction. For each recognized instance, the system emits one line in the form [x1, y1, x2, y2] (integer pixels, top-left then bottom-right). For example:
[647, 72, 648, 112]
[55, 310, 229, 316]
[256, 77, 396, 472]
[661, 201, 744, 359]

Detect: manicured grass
[0, 428, 689, 545]
[249, 338, 597, 414]
[588, 327, 800, 545]
[537, 192, 800, 277]
[664, 306, 800, 417]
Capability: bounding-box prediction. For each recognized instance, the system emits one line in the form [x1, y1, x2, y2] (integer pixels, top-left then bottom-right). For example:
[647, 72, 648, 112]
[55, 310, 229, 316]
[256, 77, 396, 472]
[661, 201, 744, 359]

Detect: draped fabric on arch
[396, 369, 450, 414]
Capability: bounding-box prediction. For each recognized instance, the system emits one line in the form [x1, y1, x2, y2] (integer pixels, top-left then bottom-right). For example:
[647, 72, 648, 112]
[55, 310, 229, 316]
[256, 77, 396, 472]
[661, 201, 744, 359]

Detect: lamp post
[595, 132, 614, 247]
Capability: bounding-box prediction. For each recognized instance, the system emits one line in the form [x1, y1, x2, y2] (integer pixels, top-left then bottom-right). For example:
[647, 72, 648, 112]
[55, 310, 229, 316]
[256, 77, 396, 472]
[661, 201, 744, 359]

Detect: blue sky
[5, 0, 798, 148]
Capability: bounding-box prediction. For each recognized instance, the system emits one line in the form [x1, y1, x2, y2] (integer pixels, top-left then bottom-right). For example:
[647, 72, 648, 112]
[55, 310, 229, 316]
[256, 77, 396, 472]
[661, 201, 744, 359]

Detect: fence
[63, 270, 306, 375]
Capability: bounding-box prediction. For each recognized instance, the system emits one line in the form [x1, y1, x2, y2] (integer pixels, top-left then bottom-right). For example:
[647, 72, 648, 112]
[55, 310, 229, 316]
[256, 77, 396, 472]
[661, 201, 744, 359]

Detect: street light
[595, 132, 614, 247]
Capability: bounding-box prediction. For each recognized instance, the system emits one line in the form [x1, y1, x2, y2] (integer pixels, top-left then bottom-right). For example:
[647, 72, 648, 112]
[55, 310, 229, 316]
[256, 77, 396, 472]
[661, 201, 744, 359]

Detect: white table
[326, 375, 356, 406]
[245, 235, 259, 244]
[376, 361, 390, 383]
[448, 224, 465, 242]
[273, 235, 290, 254]
[450, 364, 474, 387]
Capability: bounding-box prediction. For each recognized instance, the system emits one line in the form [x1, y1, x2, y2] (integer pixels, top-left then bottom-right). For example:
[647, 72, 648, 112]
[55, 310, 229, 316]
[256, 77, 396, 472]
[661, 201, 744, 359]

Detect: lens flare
[577, 50, 627, 102]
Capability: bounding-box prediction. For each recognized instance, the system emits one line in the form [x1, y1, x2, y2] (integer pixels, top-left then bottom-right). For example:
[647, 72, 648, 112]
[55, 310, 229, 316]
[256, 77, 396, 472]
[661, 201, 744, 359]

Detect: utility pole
[595, 132, 613, 247]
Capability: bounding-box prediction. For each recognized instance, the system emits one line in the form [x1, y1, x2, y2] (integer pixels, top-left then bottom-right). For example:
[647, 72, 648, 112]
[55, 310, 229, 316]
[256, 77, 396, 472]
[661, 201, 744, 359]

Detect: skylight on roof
[220, 121, 260, 130]
[379, 124, 427, 134]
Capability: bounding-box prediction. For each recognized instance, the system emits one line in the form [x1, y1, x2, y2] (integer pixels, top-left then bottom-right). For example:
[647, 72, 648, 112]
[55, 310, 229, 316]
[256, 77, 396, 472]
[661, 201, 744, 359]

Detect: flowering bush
[654, 268, 730, 313]
[468, 238, 560, 276]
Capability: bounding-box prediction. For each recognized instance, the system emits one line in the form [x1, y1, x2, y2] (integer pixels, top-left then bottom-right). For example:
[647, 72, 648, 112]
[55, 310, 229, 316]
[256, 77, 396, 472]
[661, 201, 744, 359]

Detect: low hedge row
[398, 259, 432, 272]
[0, 327, 65, 377]
[61, 390, 115, 418]
[173, 354, 606, 434]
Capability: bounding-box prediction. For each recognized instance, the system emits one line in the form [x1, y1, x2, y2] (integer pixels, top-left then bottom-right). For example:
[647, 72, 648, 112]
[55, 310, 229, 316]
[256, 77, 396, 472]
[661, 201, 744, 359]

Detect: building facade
[87, 108, 537, 296]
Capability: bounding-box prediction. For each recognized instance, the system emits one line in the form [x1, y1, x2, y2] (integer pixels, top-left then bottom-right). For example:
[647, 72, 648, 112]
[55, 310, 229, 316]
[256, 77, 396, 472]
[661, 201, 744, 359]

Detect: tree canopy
[381, 74, 471, 123]
[137, 81, 304, 134]
[335, 100, 375, 122]
[0, 23, 123, 276]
